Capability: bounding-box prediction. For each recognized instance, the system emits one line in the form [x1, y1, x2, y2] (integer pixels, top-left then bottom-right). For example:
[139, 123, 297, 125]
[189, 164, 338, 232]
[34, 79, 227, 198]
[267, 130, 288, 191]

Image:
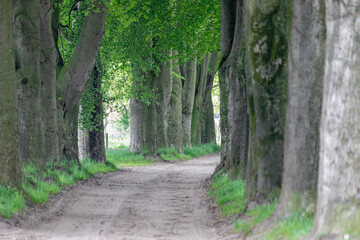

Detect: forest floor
[0, 154, 240, 240]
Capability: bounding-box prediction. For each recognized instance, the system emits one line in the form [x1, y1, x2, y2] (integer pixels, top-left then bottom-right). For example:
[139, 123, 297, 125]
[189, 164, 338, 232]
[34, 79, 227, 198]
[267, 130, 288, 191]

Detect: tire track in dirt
[0, 154, 239, 240]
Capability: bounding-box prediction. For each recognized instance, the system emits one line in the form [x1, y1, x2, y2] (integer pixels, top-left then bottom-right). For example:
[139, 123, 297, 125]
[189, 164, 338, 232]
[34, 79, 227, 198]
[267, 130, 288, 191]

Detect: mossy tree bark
[277, 0, 325, 216]
[244, 0, 290, 199]
[57, 0, 108, 160]
[310, 1, 360, 238]
[0, 0, 22, 185]
[191, 53, 211, 145]
[217, 0, 249, 180]
[13, 0, 45, 164]
[182, 58, 197, 147]
[201, 52, 219, 144]
[166, 54, 183, 152]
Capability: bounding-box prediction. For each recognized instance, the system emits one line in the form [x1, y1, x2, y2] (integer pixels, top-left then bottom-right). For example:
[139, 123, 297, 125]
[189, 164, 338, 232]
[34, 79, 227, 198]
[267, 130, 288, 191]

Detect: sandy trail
[0, 154, 237, 240]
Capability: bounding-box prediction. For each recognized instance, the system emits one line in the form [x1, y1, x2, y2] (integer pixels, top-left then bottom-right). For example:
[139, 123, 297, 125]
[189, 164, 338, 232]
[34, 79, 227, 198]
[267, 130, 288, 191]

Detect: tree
[277, 0, 325, 216]
[0, 0, 22, 185]
[57, 0, 109, 160]
[310, 1, 360, 238]
[217, 0, 249, 180]
[244, 0, 290, 200]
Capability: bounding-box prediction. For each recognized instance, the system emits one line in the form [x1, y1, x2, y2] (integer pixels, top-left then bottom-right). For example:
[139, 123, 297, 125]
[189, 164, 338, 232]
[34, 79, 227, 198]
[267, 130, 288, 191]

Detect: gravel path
[0, 154, 238, 240]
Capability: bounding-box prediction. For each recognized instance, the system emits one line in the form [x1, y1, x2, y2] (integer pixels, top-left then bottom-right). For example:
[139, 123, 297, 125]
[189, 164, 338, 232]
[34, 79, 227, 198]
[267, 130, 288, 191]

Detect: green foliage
[0, 186, 26, 219]
[264, 212, 314, 240]
[209, 173, 247, 217]
[234, 201, 277, 234]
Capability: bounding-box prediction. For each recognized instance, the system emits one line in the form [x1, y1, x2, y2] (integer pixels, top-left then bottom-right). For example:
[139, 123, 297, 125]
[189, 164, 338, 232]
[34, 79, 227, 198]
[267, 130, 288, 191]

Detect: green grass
[234, 201, 277, 235]
[264, 212, 314, 240]
[106, 149, 155, 167]
[0, 186, 26, 219]
[160, 143, 221, 161]
[209, 173, 247, 217]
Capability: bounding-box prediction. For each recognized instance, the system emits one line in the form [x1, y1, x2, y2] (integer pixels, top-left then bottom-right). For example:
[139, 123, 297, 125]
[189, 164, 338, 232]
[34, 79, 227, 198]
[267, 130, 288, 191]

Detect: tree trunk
[310, 1, 360, 238]
[13, 0, 45, 164]
[156, 58, 172, 149]
[88, 63, 106, 163]
[201, 52, 218, 144]
[78, 106, 90, 161]
[57, 0, 108, 160]
[182, 58, 197, 147]
[0, 0, 22, 185]
[277, 0, 325, 216]
[166, 54, 183, 152]
[245, 0, 290, 199]
[217, 0, 249, 180]
[40, 0, 60, 162]
[130, 70, 158, 155]
[191, 53, 210, 145]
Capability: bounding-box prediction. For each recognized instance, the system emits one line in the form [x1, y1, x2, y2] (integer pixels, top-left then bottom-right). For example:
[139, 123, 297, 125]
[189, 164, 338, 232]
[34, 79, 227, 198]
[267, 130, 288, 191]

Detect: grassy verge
[159, 143, 221, 161]
[209, 173, 316, 239]
[1, 159, 116, 219]
[263, 212, 313, 240]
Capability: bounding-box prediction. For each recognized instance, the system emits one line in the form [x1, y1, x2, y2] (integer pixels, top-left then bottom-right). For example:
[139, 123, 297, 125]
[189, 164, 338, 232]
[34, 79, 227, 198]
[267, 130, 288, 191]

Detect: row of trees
[218, 0, 359, 238]
[0, 0, 108, 184]
[0, 0, 221, 185]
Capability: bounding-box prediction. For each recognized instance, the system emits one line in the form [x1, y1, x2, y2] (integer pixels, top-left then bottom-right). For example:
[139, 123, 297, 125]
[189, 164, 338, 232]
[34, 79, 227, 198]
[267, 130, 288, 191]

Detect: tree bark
[182, 58, 197, 147]
[245, 0, 290, 199]
[166, 54, 183, 152]
[0, 0, 22, 186]
[57, 0, 108, 160]
[88, 62, 106, 163]
[78, 105, 90, 161]
[310, 1, 360, 238]
[130, 70, 158, 155]
[201, 52, 219, 144]
[156, 58, 172, 149]
[13, 0, 45, 164]
[40, 0, 60, 162]
[217, 0, 249, 180]
[191, 53, 210, 145]
[277, 0, 325, 216]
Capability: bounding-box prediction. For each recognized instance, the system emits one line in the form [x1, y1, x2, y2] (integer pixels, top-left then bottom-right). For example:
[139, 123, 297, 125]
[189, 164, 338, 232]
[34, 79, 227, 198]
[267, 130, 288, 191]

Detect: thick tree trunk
[310, 1, 360, 238]
[191, 53, 210, 145]
[182, 58, 197, 147]
[57, 0, 108, 160]
[201, 52, 218, 144]
[277, 0, 325, 216]
[166, 55, 183, 152]
[13, 0, 45, 164]
[40, 0, 60, 162]
[130, 70, 158, 155]
[217, 0, 249, 180]
[156, 58, 172, 149]
[88, 63, 106, 163]
[245, 0, 290, 199]
[0, 0, 22, 185]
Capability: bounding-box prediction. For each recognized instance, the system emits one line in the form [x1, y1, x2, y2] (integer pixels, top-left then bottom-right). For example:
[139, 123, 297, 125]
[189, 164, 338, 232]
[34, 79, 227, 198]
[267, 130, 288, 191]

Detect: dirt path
[0, 154, 238, 240]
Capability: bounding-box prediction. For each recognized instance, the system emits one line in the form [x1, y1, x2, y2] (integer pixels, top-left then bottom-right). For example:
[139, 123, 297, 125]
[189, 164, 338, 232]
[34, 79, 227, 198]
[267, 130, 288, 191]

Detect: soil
[0, 154, 240, 240]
